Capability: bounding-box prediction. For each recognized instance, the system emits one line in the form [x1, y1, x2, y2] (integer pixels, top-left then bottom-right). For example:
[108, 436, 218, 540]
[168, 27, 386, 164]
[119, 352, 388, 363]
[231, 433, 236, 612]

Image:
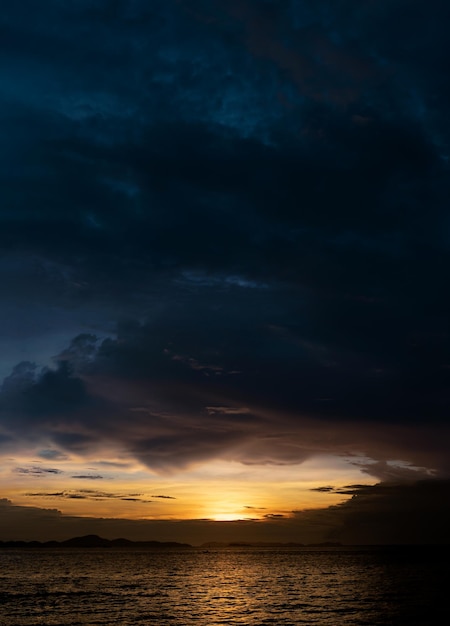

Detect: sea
[0, 546, 445, 625]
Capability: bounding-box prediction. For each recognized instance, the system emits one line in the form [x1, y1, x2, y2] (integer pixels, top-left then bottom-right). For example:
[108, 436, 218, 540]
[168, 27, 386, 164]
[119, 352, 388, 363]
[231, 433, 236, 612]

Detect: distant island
[0, 534, 343, 549]
[199, 541, 342, 548]
[0, 535, 192, 549]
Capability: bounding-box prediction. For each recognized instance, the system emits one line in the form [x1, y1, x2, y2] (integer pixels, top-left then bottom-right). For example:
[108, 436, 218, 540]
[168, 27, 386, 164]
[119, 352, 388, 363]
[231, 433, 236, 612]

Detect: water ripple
[0, 547, 444, 625]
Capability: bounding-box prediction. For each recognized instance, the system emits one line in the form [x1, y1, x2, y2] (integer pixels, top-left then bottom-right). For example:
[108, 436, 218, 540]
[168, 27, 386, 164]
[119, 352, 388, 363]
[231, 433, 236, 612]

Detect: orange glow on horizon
[0, 453, 377, 522]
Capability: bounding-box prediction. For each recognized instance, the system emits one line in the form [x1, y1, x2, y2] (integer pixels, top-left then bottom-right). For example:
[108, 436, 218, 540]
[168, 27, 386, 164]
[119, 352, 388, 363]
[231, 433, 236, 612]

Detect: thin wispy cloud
[15, 467, 63, 476]
[71, 475, 104, 480]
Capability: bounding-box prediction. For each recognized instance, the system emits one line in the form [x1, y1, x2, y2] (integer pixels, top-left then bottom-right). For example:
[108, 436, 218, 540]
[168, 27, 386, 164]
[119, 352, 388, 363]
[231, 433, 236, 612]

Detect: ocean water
[0, 547, 445, 625]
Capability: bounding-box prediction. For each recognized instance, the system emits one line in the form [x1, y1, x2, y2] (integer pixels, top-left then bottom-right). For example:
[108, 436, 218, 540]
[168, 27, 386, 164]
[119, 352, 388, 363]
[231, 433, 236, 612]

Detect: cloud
[71, 475, 104, 480]
[1, 323, 450, 477]
[323, 480, 450, 545]
[151, 495, 176, 500]
[355, 460, 436, 482]
[1, 360, 91, 417]
[0, 0, 449, 481]
[14, 466, 63, 476]
[206, 406, 251, 415]
[24, 490, 154, 503]
[25, 492, 65, 498]
[37, 449, 68, 461]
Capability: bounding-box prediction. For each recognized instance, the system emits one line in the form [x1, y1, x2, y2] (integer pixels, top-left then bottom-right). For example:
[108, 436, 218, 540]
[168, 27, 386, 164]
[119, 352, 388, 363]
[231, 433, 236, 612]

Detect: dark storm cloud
[322, 480, 450, 545]
[1, 321, 450, 477]
[0, 1, 449, 477]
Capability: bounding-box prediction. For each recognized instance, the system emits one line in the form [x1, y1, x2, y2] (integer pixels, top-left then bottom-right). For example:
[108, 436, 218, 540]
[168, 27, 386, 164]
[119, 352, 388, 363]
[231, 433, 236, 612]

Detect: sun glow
[209, 508, 260, 521]
[0, 452, 377, 523]
[210, 512, 248, 521]
[204, 499, 264, 522]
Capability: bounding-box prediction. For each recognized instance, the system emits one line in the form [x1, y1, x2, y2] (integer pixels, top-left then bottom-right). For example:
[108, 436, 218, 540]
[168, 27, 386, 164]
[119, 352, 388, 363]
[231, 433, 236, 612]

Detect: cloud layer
[0, 1, 449, 483]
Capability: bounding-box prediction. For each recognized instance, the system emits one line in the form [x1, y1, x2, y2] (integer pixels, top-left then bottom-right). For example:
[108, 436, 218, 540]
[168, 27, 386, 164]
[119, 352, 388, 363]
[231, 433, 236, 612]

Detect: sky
[1, 0, 450, 545]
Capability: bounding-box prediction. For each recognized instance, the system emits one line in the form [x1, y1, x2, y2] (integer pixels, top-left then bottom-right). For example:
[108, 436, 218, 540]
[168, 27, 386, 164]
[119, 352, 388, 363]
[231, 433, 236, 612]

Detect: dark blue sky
[1, 0, 449, 542]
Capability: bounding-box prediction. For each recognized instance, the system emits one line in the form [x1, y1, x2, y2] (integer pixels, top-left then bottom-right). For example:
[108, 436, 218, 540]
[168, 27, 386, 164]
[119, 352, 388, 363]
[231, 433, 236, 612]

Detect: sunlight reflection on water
[0, 547, 444, 625]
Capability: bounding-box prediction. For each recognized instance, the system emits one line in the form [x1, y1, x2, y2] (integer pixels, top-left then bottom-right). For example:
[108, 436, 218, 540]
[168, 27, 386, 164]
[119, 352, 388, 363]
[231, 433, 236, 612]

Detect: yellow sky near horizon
[1, 452, 376, 522]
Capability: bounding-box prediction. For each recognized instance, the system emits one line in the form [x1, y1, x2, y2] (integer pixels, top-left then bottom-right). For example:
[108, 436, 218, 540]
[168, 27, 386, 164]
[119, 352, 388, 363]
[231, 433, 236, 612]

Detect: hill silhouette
[0, 534, 192, 549]
[0, 535, 345, 549]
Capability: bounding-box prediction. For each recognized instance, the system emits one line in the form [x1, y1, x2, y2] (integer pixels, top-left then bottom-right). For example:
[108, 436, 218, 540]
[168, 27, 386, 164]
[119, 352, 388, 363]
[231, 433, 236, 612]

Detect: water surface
[0, 547, 444, 625]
